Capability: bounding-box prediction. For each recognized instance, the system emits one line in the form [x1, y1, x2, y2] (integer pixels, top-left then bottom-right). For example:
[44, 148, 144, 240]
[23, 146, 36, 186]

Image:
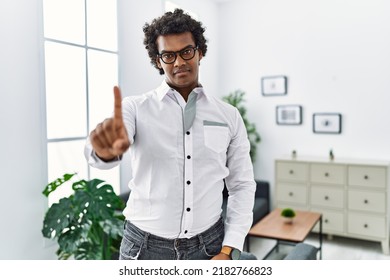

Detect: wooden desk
[247, 208, 322, 259]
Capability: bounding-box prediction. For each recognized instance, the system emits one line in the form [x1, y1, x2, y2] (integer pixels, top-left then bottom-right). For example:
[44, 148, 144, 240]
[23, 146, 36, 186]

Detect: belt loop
[198, 234, 204, 249]
[143, 232, 150, 249]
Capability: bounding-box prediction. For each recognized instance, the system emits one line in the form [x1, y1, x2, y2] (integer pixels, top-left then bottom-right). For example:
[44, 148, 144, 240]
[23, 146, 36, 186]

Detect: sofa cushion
[239, 251, 257, 260]
[283, 243, 318, 260]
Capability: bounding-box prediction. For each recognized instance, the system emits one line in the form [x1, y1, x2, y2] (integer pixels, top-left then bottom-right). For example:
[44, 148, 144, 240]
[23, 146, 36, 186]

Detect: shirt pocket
[203, 120, 229, 153]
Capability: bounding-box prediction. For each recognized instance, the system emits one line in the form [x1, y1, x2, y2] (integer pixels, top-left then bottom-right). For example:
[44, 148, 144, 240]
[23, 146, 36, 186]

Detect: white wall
[218, 0, 390, 206]
[0, 0, 56, 259]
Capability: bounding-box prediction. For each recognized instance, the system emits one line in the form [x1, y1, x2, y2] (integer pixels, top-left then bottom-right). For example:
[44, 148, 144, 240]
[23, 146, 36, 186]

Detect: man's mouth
[174, 67, 190, 75]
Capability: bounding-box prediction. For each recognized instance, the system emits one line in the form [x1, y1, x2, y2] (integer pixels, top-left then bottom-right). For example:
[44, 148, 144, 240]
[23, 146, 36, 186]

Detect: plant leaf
[100, 218, 124, 240]
[74, 241, 103, 260]
[41, 197, 74, 239]
[72, 179, 125, 222]
[42, 173, 76, 197]
[57, 223, 90, 256]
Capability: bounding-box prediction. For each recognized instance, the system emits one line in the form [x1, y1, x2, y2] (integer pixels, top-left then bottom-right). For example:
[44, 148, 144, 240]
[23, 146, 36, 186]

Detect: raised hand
[89, 86, 130, 161]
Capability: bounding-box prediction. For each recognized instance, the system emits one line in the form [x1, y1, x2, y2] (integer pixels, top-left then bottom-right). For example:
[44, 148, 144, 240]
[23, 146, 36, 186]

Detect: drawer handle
[289, 192, 294, 197]
[364, 224, 368, 228]
[289, 170, 294, 175]
[324, 172, 329, 177]
[324, 196, 329, 200]
[364, 199, 369, 204]
[364, 175, 369, 180]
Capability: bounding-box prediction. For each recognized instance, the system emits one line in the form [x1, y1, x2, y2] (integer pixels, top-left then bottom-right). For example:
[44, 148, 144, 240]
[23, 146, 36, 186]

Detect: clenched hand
[89, 86, 130, 161]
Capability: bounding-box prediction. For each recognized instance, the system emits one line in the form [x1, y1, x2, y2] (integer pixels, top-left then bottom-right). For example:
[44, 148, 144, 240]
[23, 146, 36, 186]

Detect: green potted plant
[41, 173, 125, 260]
[222, 89, 261, 162]
[281, 208, 296, 224]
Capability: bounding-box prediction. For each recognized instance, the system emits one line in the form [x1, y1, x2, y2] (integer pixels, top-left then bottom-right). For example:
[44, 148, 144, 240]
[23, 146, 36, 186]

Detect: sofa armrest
[254, 180, 270, 213]
[284, 243, 318, 260]
[119, 190, 130, 204]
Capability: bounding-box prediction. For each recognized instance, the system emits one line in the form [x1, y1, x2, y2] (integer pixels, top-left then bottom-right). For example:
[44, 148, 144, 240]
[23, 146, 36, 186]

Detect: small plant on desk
[281, 208, 296, 224]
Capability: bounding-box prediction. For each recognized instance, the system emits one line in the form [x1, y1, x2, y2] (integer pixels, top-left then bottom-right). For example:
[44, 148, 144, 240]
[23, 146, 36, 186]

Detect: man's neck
[178, 90, 191, 102]
[167, 82, 199, 102]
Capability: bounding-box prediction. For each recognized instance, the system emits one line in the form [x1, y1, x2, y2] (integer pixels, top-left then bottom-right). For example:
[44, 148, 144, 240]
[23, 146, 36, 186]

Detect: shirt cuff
[84, 140, 121, 170]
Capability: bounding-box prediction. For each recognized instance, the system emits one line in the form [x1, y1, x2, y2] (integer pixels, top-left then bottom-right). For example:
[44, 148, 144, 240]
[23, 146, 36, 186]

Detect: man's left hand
[211, 253, 231, 260]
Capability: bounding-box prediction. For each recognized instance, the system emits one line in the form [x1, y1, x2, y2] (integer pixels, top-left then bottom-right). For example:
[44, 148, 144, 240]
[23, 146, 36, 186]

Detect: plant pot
[283, 217, 294, 224]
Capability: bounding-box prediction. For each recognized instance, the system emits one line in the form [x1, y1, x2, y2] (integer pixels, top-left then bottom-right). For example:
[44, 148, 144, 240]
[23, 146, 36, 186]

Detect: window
[42, 0, 120, 205]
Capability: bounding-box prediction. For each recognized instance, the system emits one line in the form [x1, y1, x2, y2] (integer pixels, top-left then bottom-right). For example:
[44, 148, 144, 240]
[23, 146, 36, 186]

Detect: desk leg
[319, 216, 323, 260]
[246, 236, 250, 252]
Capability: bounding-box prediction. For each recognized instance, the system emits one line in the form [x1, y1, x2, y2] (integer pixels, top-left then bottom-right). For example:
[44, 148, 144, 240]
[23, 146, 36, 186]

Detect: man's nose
[174, 54, 186, 67]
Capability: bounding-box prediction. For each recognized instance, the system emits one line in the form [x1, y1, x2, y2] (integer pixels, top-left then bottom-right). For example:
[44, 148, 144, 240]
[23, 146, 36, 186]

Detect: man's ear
[156, 57, 162, 69]
[198, 49, 203, 61]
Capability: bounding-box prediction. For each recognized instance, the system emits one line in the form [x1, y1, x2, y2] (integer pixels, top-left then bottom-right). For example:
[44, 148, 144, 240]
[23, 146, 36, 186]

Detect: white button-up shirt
[85, 81, 255, 250]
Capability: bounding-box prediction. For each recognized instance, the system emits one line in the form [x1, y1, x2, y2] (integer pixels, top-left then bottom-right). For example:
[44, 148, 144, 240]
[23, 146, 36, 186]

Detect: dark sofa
[242, 243, 318, 260]
[284, 243, 318, 260]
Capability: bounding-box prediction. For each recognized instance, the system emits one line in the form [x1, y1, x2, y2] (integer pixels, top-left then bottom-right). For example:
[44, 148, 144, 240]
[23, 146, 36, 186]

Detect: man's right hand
[89, 86, 130, 162]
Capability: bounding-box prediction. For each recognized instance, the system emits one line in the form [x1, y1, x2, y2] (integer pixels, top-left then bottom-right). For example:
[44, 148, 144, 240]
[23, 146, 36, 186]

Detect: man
[85, 8, 255, 260]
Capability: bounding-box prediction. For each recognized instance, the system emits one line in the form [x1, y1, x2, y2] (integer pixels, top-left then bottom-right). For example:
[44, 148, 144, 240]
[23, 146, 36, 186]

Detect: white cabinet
[275, 156, 390, 254]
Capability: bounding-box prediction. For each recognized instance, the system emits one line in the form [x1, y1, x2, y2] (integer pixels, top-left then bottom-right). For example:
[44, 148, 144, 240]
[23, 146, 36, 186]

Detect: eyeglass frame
[157, 46, 199, 64]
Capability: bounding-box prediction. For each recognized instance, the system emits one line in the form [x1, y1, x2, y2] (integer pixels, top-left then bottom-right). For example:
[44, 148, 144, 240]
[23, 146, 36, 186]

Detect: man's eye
[182, 49, 191, 55]
[162, 53, 174, 59]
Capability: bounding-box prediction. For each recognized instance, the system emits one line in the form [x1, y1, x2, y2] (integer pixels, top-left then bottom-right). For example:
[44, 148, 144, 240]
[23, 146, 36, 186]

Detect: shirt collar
[155, 80, 207, 101]
[155, 80, 172, 101]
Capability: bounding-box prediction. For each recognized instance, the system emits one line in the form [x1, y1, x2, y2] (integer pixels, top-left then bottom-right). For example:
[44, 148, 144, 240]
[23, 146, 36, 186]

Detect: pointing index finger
[113, 86, 123, 123]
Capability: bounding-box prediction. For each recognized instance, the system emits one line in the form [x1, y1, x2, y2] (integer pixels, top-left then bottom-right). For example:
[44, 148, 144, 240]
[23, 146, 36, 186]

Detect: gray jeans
[119, 218, 224, 260]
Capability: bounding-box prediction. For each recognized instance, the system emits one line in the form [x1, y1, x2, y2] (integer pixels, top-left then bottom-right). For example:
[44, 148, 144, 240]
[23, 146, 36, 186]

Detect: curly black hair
[143, 8, 208, 75]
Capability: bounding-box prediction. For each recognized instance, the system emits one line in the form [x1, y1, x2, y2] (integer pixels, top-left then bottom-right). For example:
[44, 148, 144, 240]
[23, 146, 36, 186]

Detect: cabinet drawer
[277, 183, 307, 205]
[311, 164, 345, 185]
[311, 186, 344, 209]
[348, 190, 386, 213]
[348, 213, 386, 239]
[348, 166, 386, 189]
[277, 203, 309, 211]
[312, 208, 344, 233]
[276, 162, 308, 182]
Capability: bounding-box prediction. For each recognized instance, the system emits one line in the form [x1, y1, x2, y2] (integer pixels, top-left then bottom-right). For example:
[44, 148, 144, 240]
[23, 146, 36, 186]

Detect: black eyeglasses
[158, 46, 198, 64]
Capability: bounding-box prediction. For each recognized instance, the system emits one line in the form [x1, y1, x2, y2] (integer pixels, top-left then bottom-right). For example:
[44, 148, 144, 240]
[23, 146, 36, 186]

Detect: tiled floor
[247, 233, 390, 260]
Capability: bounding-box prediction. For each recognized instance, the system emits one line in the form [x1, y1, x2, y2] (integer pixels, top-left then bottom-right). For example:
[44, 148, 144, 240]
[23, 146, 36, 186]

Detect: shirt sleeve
[223, 108, 256, 251]
[84, 137, 122, 169]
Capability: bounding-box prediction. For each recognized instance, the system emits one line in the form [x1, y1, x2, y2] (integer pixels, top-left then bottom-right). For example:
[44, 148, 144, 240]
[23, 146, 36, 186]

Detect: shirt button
[186, 180, 191, 185]
[186, 208, 191, 212]
[186, 131, 190, 135]
[184, 230, 188, 234]
[187, 155, 191, 159]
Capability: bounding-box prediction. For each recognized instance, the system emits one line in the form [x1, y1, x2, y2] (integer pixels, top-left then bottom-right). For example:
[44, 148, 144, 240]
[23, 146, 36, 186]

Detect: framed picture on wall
[313, 113, 342, 134]
[261, 75, 287, 96]
[276, 105, 302, 125]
